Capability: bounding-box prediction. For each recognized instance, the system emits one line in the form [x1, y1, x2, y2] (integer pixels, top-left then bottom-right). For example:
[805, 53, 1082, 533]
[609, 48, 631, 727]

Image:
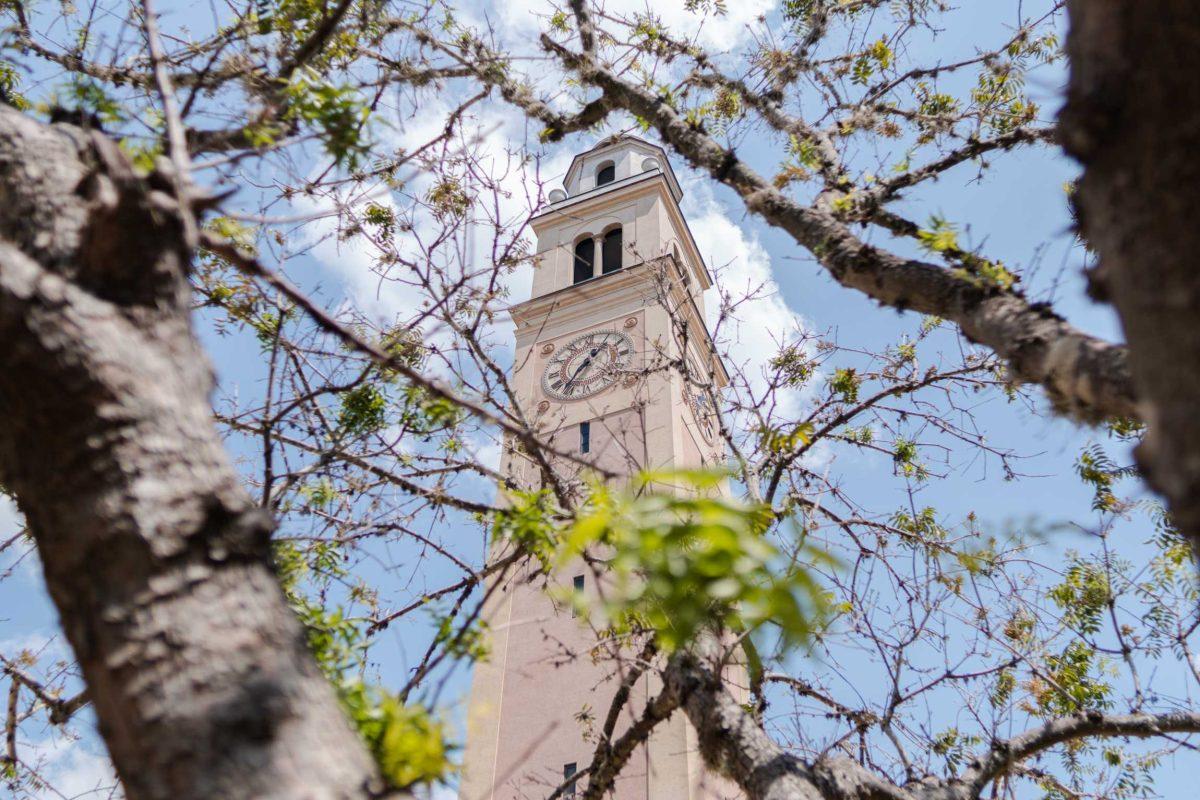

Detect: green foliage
[990, 668, 1015, 708]
[259, 0, 380, 65]
[1106, 416, 1145, 442]
[971, 68, 1037, 135]
[920, 315, 943, 335]
[683, 87, 743, 134]
[851, 38, 892, 86]
[252, 310, 290, 345]
[1007, 32, 1060, 64]
[891, 506, 946, 543]
[1034, 640, 1112, 716]
[426, 179, 472, 220]
[758, 421, 813, 455]
[57, 77, 126, 125]
[399, 384, 464, 436]
[0, 61, 30, 110]
[914, 81, 960, 124]
[1075, 444, 1135, 512]
[378, 326, 425, 379]
[959, 259, 1018, 291]
[917, 215, 960, 254]
[561, 471, 831, 651]
[548, 10, 570, 32]
[841, 425, 873, 445]
[892, 437, 927, 480]
[338, 383, 388, 436]
[1144, 506, 1193, 604]
[339, 682, 451, 789]
[363, 203, 397, 242]
[788, 134, 821, 170]
[931, 727, 982, 775]
[683, 0, 728, 13]
[919, 217, 1017, 290]
[632, 15, 668, 50]
[1049, 557, 1112, 636]
[299, 477, 338, 510]
[713, 87, 742, 120]
[120, 139, 164, 174]
[829, 367, 860, 403]
[781, 0, 818, 26]
[1003, 609, 1036, 646]
[770, 344, 816, 387]
[274, 540, 453, 789]
[208, 216, 259, 253]
[494, 488, 560, 572]
[284, 68, 371, 168]
[432, 610, 491, 662]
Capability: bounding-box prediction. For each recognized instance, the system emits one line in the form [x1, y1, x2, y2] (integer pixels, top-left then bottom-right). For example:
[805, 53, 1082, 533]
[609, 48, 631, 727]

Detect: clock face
[686, 388, 717, 442]
[541, 330, 634, 401]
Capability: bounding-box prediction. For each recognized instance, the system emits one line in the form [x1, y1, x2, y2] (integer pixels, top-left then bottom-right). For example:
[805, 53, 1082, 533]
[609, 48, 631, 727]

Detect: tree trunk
[0, 109, 387, 798]
[1061, 1, 1200, 551]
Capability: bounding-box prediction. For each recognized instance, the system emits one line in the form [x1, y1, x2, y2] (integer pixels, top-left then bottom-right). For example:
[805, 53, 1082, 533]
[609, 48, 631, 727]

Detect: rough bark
[663, 645, 919, 800]
[1061, 1, 1200, 548]
[0, 108, 389, 798]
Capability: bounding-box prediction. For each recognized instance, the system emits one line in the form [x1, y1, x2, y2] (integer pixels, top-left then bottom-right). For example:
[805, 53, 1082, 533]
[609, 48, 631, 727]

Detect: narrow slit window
[571, 575, 585, 618]
[579, 421, 591, 454]
[573, 239, 595, 284]
[601, 228, 623, 274]
[563, 763, 578, 798]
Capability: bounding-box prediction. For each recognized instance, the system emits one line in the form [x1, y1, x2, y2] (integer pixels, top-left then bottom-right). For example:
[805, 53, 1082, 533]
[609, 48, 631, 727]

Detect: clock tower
[459, 136, 740, 800]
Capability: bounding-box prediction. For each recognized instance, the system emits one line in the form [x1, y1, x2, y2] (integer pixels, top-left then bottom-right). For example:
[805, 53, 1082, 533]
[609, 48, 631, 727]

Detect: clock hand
[564, 348, 602, 390]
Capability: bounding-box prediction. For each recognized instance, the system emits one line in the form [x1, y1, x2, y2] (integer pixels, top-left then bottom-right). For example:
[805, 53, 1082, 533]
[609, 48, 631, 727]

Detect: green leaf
[559, 471, 833, 651]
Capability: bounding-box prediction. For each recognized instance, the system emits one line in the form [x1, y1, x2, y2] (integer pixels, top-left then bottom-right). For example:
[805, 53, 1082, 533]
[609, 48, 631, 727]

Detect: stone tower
[459, 136, 740, 800]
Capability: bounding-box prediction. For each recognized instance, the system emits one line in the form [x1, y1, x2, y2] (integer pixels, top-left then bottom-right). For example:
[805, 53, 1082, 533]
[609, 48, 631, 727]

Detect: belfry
[459, 136, 742, 799]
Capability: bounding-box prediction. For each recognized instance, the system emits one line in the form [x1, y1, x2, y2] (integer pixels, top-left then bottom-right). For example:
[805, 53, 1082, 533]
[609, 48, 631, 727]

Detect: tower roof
[562, 134, 684, 202]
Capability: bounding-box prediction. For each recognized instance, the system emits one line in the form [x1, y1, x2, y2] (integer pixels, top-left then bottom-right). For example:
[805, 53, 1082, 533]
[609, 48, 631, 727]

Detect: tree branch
[509, 30, 1137, 422]
[0, 659, 88, 725]
[965, 709, 1200, 793]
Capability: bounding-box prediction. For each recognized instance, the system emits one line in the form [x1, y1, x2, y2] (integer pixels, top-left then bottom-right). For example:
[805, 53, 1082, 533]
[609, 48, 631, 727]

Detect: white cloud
[684, 185, 810, 415]
[299, 100, 576, 338]
[23, 732, 121, 799]
[498, 0, 775, 50]
[470, 432, 503, 475]
[291, 189, 424, 324]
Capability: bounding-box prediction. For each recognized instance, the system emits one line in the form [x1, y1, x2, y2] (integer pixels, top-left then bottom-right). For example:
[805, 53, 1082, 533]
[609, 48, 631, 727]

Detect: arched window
[573, 238, 595, 284]
[596, 162, 616, 187]
[601, 227, 623, 274]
